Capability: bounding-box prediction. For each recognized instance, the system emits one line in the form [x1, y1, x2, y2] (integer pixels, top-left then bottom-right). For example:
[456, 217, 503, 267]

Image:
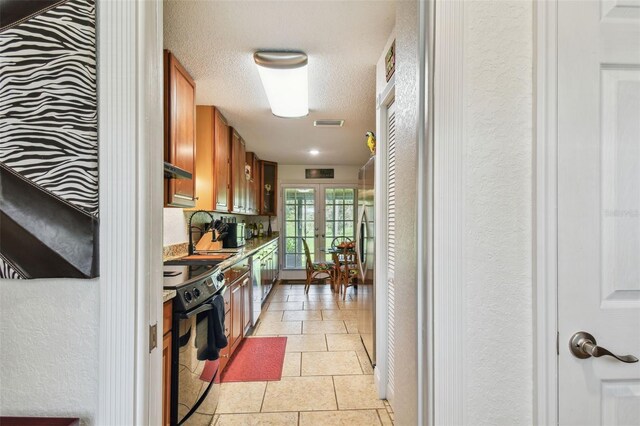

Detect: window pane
[286, 222, 296, 236]
[285, 206, 295, 220]
[325, 205, 334, 221]
[344, 188, 355, 200]
[305, 222, 315, 237]
[326, 189, 334, 202]
[345, 205, 354, 221]
[345, 222, 354, 237]
[305, 206, 315, 221]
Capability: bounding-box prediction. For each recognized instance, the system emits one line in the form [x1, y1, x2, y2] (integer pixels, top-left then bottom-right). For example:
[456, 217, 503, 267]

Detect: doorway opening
[280, 185, 357, 280]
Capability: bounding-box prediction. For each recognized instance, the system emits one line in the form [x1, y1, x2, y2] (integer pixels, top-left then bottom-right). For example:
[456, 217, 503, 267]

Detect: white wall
[164, 207, 189, 245]
[0, 279, 99, 423]
[461, 0, 533, 424]
[392, 1, 420, 424]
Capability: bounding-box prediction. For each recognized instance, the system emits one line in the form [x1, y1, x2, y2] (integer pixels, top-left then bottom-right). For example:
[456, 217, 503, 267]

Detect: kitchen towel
[196, 294, 228, 360]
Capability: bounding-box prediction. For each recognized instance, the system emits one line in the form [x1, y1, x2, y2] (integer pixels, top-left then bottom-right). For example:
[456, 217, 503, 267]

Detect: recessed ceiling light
[309, 149, 319, 155]
[254, 51, 308, 118]
[314, 119, 344, 127]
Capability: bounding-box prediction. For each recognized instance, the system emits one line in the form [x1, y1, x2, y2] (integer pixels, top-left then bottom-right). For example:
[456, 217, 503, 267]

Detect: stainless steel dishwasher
[250, 254, 262, 326]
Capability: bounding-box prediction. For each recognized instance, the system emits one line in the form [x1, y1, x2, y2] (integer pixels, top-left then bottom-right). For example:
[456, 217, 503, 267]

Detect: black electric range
[163, 262, 227, 425]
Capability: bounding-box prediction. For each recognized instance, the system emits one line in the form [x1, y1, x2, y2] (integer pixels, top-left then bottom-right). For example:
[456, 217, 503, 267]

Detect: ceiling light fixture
[309, 149, 319, 155]
[254, 51, 308, 118]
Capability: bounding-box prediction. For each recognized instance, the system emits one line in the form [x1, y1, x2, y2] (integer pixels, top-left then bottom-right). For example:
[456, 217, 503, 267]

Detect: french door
[281, 184, 357, 278]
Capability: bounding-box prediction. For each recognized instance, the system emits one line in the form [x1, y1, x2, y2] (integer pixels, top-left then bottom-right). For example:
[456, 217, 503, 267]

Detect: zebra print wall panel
[0, 0, 99, 279]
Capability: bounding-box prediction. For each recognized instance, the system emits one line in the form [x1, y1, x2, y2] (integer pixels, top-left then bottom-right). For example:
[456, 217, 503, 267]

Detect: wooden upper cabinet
[260, 160, 278, 216]
[213, 109, 231, 212]
[164, 50, 196, 208]
[230, 129, 246, 214]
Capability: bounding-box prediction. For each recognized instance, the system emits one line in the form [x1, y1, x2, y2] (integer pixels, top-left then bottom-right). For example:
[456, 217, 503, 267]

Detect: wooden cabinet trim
[162, 331, 172, 426]
[162, 300, 172, 335]
[214, 109, 231, 212]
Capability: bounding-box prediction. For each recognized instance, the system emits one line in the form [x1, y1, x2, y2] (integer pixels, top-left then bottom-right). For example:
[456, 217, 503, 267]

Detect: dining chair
[333, 243, 358, 300]
[301, 237, 334, 294]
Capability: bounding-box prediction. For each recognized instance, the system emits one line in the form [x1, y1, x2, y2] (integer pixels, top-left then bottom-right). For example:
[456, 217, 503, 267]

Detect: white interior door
[558, 2, 640, 424]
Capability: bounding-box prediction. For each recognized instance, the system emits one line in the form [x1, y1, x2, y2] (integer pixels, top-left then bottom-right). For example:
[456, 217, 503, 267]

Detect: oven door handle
[180, 303, 214, 319]
[179, 287, 227, 319]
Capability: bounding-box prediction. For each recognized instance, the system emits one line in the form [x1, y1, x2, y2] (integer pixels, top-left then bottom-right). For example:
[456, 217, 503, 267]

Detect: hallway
[212, 283, 394, 425]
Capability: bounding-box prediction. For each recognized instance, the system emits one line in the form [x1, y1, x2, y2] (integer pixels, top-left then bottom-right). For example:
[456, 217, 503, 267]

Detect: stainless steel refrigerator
[357, 156, 375, 366]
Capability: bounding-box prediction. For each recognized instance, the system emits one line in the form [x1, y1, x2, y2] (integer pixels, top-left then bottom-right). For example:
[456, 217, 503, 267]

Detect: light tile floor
[212, 282, 394, 426]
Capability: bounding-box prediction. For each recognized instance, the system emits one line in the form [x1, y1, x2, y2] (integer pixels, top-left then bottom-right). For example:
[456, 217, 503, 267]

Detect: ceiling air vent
[314, 119, 344, 128]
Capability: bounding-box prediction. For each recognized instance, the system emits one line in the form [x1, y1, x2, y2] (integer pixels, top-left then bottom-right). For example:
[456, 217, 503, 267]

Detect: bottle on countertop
[252, 223, 258, 238]
[258, 222, 264, 237]
[267, 216, 272, 237]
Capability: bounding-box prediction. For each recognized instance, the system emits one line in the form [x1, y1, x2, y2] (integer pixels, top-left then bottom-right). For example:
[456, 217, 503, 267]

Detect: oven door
[172, 301, 222, 425]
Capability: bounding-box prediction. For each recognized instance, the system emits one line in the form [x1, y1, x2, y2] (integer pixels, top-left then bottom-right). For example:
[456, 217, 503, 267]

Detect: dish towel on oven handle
[196, 294, 228, 360]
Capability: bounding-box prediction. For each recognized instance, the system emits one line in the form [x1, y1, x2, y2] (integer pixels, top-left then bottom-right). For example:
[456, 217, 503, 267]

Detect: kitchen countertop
[163, 289, 177, 303]
[164, 234, 279, 270]
[212, 234, 280, 271]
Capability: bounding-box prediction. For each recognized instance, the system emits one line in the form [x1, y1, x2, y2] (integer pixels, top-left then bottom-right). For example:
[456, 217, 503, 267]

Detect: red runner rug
[221, 337, 287, 383]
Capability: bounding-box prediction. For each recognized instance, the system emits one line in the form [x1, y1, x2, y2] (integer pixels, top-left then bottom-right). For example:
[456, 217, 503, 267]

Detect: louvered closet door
[386, 101, 397, 401]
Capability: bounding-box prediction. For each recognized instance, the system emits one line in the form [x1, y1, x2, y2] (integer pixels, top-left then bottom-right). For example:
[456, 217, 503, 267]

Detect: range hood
[164, 162, 192, 180]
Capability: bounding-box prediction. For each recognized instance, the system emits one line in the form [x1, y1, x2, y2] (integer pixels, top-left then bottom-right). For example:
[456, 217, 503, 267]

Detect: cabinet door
[230, 130, 246, 213]
[194, 106, 215, 211]
[214, 109, 231, 212]
[253, 154, 260, 214]
[230, 283, 243, 351]
[239, 137, 246, 212]
[162, 331, 172, 426]
[242, 276, 251, 332]
[259, 160, 278, 215]
[164, 51, 196, 207]
[245, 152, 257, 215]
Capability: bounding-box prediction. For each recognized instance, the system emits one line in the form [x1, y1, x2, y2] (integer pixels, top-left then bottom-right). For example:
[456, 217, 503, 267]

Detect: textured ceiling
[164, 0, 395, 166]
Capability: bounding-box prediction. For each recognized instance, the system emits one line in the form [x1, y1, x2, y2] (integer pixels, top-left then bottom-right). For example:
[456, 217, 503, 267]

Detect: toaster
[222, 223, 245, 248]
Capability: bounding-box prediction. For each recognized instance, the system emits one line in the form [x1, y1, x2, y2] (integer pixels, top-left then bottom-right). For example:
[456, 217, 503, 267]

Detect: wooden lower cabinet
[162, 300, 173, 426]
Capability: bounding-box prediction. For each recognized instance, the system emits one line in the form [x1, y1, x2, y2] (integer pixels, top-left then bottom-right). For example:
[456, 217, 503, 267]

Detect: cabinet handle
[222, 354, 229, 358]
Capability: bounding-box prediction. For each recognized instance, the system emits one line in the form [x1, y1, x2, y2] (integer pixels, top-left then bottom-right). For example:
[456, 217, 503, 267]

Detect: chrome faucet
[187, 210, 215, 255]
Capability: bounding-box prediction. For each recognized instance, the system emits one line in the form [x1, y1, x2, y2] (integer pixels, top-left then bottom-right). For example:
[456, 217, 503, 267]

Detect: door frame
[97, 0, 164, 424]
[534, 0, 559, 424]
